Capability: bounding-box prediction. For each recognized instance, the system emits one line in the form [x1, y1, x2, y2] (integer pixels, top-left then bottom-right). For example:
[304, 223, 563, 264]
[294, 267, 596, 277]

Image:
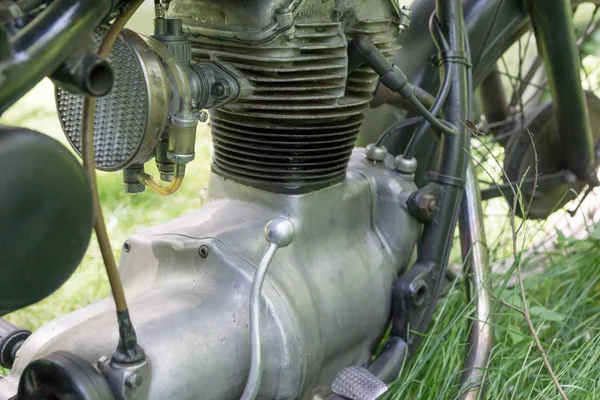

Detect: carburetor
[55, 11, 240, 192]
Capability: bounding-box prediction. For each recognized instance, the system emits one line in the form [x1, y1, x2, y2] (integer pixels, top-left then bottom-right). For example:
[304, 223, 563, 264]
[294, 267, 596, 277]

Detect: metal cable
[404, 15, 453, 159]
[407, 94, 458, 136]
[375, 117, 424, 147]
[82, 0, 143, 335]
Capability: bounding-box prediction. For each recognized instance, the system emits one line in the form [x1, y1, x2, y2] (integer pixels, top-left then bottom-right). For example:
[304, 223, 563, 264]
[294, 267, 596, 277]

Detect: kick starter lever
[240, 218, 295, 400]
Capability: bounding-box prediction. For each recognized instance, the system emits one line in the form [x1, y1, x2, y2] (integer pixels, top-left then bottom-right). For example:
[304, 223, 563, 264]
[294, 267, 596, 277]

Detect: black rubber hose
[376, 117, 424, 147]
[405, 94, 458, 137]
[348, 34, 394, 76]
[404, 15, 453, 159]
[351, 34, 458, 138]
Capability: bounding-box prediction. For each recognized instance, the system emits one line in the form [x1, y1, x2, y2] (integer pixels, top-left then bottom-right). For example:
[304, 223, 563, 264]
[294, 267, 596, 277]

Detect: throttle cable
[81, 0, 145, 363]
[403, 14, 453, 159]
[349, 34, 459, 139]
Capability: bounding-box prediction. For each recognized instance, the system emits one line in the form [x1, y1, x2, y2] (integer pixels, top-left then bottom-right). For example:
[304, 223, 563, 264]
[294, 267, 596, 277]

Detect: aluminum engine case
[2, 149, 419, 400]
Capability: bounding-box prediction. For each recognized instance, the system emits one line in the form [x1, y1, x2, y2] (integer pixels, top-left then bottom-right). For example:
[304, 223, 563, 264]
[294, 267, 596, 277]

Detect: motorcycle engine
[0, 1, 423, 399]
[171, 0, 401, 193]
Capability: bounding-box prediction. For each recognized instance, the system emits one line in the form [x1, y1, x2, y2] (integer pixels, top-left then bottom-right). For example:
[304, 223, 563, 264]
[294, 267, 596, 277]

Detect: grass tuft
[387, 232, 600, 400]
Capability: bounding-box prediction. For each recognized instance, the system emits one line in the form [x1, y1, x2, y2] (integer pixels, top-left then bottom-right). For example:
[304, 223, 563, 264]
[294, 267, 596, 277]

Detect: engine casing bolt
[365, 144, 388, 162]
[125, 372, 143, 388]
[198, 245, 209, 258]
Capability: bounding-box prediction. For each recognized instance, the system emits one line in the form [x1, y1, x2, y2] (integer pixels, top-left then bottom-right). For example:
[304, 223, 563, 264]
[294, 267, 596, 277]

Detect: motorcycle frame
[0, 0, 595, 398]
[386, 0, 595, 339]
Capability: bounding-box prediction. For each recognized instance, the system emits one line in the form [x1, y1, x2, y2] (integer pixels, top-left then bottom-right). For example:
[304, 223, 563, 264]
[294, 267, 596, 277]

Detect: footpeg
[331, 366, 388, 400]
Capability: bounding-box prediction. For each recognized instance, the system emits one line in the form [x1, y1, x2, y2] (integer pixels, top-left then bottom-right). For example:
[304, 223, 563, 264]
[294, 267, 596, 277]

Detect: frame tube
[523, 0, 595, 181]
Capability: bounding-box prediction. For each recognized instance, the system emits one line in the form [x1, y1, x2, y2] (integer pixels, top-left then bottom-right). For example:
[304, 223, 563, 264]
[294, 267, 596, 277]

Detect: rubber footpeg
[331, 366, 388, 400]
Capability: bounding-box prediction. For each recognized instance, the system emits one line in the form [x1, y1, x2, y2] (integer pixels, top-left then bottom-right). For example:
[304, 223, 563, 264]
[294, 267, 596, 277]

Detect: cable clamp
[432, 50, 471, 67]
[427, 171, 465, 188]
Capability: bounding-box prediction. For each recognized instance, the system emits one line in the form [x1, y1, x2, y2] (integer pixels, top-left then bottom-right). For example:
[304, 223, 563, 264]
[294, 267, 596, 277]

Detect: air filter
[56, 29, 170, 171]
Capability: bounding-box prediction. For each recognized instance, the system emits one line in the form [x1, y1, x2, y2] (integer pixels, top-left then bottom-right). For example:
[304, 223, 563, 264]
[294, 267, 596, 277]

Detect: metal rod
[458, 161, 493, 400]
[525, 0, 595, 182]
[240, 243, 278, 400]
[411, 0, 470, 336]
[240, 218, 294, 400]
[82, 0, 146, 364]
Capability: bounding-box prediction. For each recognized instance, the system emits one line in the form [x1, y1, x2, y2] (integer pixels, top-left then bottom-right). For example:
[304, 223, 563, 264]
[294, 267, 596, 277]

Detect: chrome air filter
[56, 29, 170, 171]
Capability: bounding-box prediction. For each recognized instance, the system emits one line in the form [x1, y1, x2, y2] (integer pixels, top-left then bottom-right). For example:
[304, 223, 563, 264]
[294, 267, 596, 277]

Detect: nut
[123, 182, 145, 194]
[365, 144, 388, 162]
[213, 82, 230, 99]
[418, 194, 437, 220]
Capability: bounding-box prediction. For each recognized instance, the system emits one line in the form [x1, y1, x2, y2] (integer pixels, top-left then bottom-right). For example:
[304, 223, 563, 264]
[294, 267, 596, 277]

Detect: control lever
[240, 218, 295, 400]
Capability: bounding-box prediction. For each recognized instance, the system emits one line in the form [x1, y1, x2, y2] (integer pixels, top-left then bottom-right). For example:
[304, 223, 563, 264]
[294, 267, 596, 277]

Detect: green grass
[387, 231, 600, 400]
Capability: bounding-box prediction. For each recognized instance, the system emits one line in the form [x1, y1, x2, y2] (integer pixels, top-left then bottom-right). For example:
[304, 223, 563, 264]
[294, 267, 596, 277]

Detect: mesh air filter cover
[56, 29, 170, 171]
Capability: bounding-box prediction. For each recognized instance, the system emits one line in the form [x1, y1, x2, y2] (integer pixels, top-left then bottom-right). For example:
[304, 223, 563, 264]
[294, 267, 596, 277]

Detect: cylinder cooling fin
[169, 0, 400, 194]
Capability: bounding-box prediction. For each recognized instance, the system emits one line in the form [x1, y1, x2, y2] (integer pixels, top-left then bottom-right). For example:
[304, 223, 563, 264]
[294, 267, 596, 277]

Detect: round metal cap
[264, 218, 295, 248]
[394, 155, 417, 174]
[365, 144, 388, 162]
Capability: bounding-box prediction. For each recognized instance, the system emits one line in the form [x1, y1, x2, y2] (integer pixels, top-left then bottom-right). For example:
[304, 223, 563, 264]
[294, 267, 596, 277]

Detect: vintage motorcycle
[0, 0, 599, 398]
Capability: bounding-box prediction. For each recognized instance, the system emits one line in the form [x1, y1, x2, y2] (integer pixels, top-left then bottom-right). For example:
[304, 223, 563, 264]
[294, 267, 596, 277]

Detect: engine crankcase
[3, 150, 419, 400]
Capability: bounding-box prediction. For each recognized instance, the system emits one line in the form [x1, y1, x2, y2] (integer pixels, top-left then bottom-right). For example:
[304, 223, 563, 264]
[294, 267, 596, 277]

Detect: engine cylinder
[168, 0, 399, 193]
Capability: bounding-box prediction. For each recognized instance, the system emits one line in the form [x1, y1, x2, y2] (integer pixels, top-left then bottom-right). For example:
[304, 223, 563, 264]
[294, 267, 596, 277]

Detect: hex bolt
[123, 165, 146, 194]
[125, 373, 142, 389]
[365, 144, 388, 162]
[123, 182, 145, 194]
[418, 194, 437, 220]
[198, 245, 209, 258]
[213, 82, 230, 99]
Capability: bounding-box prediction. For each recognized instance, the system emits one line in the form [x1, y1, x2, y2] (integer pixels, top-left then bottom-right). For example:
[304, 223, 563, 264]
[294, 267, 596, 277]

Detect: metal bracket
[391, 262, 436, 341]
